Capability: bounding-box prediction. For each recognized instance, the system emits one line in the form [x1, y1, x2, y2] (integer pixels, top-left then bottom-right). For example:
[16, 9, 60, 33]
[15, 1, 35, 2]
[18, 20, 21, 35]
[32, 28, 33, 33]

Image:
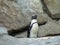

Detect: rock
[57, 20, 60, 26]
[21, 0, 48, 25]
[14, 31, 27, 38]
[38, 21, 60, 37]
[37, 13, 48, 24]
[0, 0, 28, 30]
[0, 0, 47, 30]
[0, 27, 8, 36]
[44, 0, 60, 18]
[0, 35, 60, 45]
[0, 35, 20, 45]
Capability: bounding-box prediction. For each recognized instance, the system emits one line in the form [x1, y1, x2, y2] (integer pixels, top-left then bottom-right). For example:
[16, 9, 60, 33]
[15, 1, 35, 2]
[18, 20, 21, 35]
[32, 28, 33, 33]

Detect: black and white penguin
[27, 15, 39, 38]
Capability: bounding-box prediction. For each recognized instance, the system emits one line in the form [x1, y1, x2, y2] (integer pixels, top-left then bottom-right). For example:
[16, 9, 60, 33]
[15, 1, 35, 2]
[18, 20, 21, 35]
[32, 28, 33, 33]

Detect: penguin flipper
[27, 22, 32, 37]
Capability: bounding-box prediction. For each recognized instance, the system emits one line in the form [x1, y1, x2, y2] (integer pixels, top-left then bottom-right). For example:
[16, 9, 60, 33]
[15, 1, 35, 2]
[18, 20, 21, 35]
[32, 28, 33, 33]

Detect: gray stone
[0, 0, 47, 30]
[44, 0, 60, 18]
[38, 21, 60, 37]
[0, 35, 60, 45]
[14, 31, 27, 38]
[0, 27, 8, 36]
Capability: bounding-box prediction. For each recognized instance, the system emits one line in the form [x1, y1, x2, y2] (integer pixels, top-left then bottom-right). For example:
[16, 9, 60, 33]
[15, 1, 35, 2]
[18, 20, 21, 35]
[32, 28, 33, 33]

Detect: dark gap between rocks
[45, 34, 60, 37]
[40, 0, 52, 18]
[8, 25, 29, 36]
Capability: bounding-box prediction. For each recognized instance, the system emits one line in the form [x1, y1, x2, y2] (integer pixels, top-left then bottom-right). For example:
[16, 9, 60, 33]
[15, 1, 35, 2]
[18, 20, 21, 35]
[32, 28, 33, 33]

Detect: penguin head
[31, 15, 37, 19]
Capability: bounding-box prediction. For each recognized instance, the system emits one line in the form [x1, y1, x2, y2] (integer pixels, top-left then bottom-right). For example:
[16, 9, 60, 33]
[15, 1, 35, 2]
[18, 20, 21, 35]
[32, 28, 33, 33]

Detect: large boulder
[38, 21, 60, 37]
[44, 0, 60, 18]
[0, 0, 47, 30]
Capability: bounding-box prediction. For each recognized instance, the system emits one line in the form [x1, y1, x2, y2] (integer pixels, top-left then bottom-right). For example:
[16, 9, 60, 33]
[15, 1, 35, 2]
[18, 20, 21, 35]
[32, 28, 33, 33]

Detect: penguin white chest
[30, 20, 39, 38]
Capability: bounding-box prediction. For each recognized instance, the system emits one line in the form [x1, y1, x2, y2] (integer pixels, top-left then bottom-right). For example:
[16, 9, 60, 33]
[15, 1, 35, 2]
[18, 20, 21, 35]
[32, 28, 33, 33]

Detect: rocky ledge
[0, 35, 60, 45]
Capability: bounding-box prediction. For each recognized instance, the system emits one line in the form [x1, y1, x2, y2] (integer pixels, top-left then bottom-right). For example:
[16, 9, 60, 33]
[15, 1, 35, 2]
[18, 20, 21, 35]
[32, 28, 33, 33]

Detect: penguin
[27, 15, 39, 38]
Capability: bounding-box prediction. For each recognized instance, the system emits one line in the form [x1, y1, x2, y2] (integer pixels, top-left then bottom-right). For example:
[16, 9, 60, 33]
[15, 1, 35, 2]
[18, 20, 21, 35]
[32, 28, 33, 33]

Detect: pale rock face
[0, 0, 47, 30]
[44, 0, 60, 18]
[38, 21, 60, 37]
[30, 19, 39, 38]
[0, 27, 8, 36]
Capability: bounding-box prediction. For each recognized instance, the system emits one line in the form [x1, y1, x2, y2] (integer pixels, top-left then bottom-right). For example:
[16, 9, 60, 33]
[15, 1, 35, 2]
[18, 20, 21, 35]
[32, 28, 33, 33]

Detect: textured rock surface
[0, 35, 60, 45]
[0, 0, 28, 30]
[44, 0, 60, 18]
[0, 27, 8, 37]
[0, 0, 47, 30]
[14, 31, 27, 38]
[38, 21, 60, 37]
